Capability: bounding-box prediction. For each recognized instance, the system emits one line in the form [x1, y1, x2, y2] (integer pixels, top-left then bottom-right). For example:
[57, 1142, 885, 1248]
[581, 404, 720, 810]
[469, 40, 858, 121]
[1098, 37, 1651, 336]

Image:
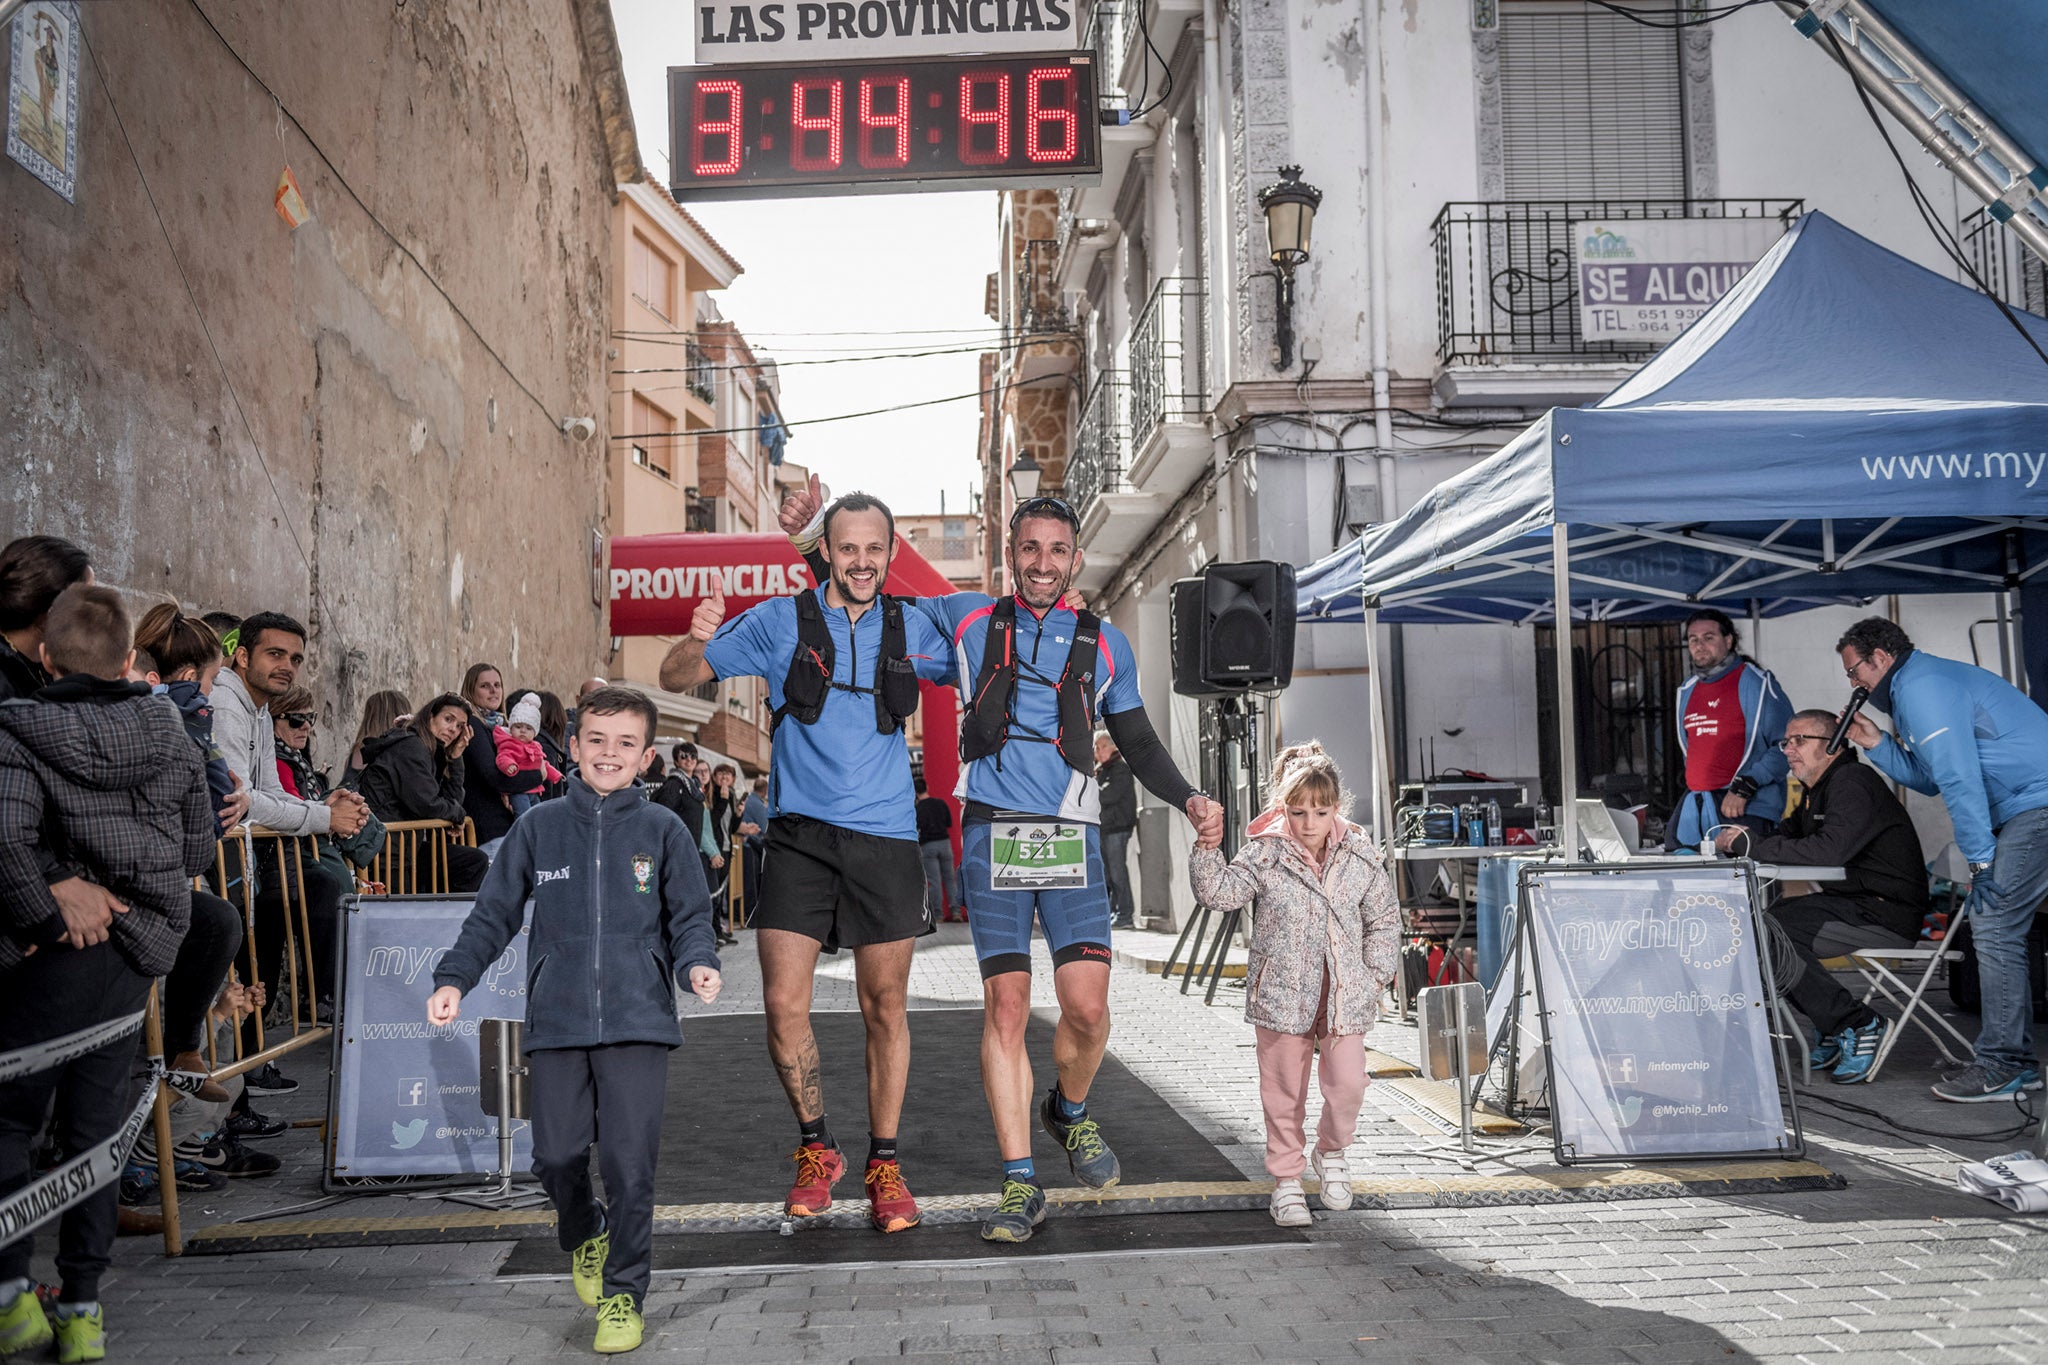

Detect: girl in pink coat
[1188, 743, 1401, 1226]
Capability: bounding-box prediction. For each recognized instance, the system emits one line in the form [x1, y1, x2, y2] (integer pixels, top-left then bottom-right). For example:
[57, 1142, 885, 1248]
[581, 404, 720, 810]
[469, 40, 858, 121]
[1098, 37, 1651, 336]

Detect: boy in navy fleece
[428, 687, 718, 1356]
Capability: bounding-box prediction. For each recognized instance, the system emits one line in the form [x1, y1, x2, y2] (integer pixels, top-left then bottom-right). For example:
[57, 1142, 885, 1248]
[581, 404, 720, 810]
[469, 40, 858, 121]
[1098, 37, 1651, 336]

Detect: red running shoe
[785, 1142, 846, 1217]
[864, 1158, 921, 1233]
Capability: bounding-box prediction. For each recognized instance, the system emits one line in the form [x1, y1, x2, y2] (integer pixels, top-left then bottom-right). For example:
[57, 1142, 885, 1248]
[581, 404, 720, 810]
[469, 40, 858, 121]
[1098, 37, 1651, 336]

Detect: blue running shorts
[960, 819, 1114, 979]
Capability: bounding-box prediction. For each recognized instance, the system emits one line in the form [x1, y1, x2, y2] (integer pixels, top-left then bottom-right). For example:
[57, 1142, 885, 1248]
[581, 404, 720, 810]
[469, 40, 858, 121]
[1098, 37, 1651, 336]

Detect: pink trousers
[1253, 1027, 1368, 1179]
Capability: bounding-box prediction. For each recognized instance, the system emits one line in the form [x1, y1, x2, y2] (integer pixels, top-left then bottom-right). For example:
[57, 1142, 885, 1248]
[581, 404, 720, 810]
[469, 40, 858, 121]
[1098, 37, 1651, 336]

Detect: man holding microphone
[1837, 617, 2048, 1103]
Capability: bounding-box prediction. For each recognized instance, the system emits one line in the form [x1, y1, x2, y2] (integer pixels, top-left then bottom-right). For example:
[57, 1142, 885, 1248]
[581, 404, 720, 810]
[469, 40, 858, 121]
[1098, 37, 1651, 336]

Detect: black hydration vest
[775, 591, 921, 735]
[958, 597, 1100, 774]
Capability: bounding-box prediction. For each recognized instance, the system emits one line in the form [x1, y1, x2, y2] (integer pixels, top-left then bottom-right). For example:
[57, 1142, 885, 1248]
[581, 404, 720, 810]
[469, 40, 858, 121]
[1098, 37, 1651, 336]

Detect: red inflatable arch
[607, 532, 965, 862]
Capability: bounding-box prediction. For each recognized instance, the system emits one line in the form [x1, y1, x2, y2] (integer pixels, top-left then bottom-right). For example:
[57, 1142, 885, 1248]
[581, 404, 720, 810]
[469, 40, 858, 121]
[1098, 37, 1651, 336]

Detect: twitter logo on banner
[390, 1118, 428, 1150]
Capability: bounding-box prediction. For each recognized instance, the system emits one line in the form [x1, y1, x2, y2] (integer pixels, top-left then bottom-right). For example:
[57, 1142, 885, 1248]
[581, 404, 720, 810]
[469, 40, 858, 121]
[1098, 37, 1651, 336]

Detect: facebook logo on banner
[398, 1078, 429, 1107]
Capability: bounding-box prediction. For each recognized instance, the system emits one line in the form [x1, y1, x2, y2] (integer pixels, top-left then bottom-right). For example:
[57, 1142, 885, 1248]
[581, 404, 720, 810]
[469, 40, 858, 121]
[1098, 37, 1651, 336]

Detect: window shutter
[1497, 3, 1686, 201]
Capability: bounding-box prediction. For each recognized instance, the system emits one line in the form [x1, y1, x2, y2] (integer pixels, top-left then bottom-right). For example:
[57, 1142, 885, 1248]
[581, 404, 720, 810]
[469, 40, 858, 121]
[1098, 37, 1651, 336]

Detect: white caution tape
[0, 1073, 160, 1245]
[0, 1009, 146, 1085]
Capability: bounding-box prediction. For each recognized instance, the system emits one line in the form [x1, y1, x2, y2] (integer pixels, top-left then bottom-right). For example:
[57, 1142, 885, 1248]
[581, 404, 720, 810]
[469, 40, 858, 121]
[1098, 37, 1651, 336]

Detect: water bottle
[1465, 804, 1484, 847]
[1485, 800, 1503, 847]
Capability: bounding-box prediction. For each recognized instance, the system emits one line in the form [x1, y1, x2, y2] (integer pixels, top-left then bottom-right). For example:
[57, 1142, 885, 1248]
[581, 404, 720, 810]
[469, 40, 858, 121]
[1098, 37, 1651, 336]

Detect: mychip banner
[1524, 863, 1797, 1162]
[330, 896, 532, 1180]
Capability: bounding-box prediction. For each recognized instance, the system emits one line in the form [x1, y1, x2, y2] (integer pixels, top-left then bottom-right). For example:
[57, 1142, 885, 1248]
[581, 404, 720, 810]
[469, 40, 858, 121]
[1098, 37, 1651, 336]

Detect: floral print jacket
[1188, 810, 1402, 1036]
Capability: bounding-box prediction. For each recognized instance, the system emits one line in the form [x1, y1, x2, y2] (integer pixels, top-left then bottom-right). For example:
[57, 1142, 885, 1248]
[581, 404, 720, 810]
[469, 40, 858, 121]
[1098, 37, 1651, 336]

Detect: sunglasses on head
[1010, 495, 1078, 531]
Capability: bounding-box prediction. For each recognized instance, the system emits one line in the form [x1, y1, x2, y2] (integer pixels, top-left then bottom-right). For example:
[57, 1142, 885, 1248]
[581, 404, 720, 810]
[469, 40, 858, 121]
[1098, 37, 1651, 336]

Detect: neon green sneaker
[592, 1292, 643, 1354]
[0, 1288, 53, 1356]
[53, 1303, 104, 1363]
[570, 1227, 610, 1308]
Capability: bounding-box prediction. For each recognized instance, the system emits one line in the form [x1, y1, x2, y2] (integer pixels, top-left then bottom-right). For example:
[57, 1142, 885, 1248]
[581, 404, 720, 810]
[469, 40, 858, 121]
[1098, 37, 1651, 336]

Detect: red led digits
[790, 77, 844, 171]
[857, 76, 911, 170]
[1024, 68, 1076, 163]
[957, 70, 1010, 166]
[692, 79, 743, 176]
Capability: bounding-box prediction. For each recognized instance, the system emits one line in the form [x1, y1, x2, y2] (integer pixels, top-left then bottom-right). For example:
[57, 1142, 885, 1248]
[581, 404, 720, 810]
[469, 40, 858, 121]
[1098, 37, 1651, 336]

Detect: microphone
[1827, 686, 1871, 755]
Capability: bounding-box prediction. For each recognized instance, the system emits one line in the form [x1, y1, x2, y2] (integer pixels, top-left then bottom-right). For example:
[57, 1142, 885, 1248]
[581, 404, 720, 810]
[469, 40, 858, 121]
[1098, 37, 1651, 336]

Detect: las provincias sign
[693, 0, 1076, 62]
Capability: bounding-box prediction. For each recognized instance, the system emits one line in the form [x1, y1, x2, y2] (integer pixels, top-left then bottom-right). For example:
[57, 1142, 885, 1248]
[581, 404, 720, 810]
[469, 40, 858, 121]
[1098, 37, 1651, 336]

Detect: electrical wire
[1795, 1084, 2037, 1143]
[611, 376, 1064, 441]
[610, 337, 1068, 376]
[608, 331, 1067, 355]
[180, 0, 576, 425]
[78, 24, 331, 622]
[1129, 0, 1176, 120]
[1583, 0, 1776, 29]
[1822, 28, 2048, 371]
[612, 325, 1019, 338]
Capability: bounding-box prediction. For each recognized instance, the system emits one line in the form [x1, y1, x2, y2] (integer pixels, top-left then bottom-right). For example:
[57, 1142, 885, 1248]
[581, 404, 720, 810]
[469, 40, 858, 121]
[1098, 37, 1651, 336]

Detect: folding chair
[1834, 900, 1973, 1083]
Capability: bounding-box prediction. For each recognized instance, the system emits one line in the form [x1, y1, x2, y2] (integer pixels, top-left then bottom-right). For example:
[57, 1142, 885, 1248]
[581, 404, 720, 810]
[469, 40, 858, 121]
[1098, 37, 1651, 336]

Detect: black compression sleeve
[1104, 708, 1198, 812]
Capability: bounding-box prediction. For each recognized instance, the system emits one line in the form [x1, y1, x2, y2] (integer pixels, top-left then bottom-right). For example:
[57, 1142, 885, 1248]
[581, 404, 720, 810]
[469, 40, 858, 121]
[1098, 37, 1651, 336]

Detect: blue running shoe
[1040, 1089, 1121, 1189]
[979, 1179, 1048, 1243]
[1828, 1016, 1887, 1084]
[1808, 1029, 1841, 1071]
[1933, 1063, 2045, 1103]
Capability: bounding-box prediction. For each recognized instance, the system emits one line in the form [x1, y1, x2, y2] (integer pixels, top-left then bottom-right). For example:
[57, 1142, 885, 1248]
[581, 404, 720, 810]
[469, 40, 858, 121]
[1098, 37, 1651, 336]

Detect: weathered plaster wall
[1, 0, 620, 734]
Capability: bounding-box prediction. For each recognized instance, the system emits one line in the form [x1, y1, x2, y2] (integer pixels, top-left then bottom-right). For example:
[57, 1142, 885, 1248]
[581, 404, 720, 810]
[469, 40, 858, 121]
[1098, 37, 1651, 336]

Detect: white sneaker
[1311, 1149, 1354, 1211]
[1269, 1178, 1312, 1227]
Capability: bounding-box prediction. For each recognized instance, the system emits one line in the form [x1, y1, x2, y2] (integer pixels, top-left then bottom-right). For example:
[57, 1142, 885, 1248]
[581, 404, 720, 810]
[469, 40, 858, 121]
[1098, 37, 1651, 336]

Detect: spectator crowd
[0, 534, 760, 1360]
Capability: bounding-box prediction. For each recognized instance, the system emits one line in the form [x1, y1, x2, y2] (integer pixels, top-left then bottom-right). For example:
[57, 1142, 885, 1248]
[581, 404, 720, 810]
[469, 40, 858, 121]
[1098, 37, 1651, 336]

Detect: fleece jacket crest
[433, 774, 720, 1052]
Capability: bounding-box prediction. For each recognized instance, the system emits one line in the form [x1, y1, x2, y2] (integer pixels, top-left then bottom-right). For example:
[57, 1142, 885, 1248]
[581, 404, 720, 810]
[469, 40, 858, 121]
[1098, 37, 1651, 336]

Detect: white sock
[55, 1300, 98, 1319]
[1, 1277, 28, 1306]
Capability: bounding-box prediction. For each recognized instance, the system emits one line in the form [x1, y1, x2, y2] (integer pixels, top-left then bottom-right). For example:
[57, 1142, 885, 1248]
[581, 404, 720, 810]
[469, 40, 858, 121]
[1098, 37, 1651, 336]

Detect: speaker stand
[1184, 696, 1256, 1004]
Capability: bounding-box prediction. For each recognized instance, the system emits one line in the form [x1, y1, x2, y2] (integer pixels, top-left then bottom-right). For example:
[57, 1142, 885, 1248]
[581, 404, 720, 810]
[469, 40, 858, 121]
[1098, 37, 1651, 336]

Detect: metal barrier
[364, 818, 474, 896]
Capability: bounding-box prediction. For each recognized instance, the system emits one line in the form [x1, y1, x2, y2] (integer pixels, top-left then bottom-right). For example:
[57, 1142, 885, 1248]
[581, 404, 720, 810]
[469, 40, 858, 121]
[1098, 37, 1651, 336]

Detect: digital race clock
[667, 52, 1100, 200]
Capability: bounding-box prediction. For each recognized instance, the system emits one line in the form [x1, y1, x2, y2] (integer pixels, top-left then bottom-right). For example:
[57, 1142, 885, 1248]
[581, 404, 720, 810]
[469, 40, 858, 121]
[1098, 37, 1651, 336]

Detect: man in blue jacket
[1666, 609, 1792, 851]
[1840, 617, 2048, 1103]
[430, 687, 721, 1354]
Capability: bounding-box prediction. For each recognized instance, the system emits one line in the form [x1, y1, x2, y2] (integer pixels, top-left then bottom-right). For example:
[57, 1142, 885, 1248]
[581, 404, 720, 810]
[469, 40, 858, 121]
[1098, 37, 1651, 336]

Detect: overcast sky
[610, 0, 997, 519]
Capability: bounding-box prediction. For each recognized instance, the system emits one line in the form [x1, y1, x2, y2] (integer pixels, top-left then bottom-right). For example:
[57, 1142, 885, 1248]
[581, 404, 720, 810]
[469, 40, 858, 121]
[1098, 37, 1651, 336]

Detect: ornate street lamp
[1257, 165, 1323, 371]
[1007, 451, 1043, 501]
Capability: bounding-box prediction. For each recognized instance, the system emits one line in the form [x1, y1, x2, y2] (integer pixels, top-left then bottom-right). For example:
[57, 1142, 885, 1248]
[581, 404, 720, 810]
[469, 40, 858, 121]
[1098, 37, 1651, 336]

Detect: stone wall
[0, 0, 627, 736]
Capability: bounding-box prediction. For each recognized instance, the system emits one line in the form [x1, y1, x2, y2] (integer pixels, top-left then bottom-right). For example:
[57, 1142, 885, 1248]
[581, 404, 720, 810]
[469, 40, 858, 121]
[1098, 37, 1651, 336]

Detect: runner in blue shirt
[782, 481, 1223, 1244]
[658, 492, 952, 1238]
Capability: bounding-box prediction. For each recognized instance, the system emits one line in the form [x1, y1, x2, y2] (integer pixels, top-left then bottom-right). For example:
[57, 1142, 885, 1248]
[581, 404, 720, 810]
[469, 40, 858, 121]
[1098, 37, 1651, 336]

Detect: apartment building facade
[986, 0, 2016, 927]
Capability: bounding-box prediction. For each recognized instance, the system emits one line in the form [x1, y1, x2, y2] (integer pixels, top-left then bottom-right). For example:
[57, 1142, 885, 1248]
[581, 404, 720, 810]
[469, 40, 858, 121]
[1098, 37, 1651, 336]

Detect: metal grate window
[1498, 2, 1686, 201]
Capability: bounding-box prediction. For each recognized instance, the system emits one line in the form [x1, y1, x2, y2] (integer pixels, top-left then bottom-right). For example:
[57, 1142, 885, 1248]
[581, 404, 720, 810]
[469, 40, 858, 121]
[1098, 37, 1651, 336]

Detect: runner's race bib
[990, 818, 1089, 890]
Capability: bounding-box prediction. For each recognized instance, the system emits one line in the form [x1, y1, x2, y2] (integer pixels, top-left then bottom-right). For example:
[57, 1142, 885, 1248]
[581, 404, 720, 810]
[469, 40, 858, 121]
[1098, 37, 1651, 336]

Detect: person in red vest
[1665, 609, 1793, 851]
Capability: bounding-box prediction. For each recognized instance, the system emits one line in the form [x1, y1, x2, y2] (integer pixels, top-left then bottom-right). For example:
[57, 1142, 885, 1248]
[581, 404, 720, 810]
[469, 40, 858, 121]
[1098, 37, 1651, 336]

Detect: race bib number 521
[991, 820, 1089, 890]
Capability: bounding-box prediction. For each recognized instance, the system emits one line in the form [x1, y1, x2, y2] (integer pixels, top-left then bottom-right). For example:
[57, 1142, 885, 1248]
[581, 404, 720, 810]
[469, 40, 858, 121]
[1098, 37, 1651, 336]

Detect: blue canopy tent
[1296, 211, 2048, 852]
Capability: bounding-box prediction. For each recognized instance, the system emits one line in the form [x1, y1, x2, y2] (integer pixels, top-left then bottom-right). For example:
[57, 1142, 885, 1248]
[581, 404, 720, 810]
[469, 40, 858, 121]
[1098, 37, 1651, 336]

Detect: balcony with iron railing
[1430, 199, 1804, 366]
[684, 339, 716, 406]
[1068, 371, 1130, 525]
[1963, 207, 2048, 318]
[1127, 277, 1207, 491]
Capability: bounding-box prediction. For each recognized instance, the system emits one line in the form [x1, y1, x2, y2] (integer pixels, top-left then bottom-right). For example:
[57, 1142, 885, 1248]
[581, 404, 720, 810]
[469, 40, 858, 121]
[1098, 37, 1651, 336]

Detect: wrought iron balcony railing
[1962, 207, 2048, 319]
[1014, 238, 1068, 335]
[1430, 199, 1803, 365]
[1129, 277, 1206, 448]
[684, 340, 716, 404]
[1068, 371, 1130, 525]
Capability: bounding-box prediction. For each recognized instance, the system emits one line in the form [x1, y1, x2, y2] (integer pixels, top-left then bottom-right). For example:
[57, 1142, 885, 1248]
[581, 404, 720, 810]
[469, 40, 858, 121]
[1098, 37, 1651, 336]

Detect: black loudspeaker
[1170, 560, 1298, 697]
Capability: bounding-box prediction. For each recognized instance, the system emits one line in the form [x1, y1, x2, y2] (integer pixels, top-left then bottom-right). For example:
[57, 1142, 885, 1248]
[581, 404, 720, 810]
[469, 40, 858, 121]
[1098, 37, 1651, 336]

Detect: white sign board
[1524, 864, 1795, 1162]
[1574, 218, 1784, 342]
[692, 0, 1077, 63]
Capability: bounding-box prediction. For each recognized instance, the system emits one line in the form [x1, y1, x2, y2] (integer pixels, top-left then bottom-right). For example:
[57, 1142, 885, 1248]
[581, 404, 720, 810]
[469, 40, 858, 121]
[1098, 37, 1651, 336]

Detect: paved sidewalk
[54, 923, 2048, 1362]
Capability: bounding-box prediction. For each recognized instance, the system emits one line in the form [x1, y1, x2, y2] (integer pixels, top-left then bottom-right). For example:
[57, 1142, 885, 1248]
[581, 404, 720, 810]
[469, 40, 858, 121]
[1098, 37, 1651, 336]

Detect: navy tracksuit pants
[527, 1043, 671, 1305]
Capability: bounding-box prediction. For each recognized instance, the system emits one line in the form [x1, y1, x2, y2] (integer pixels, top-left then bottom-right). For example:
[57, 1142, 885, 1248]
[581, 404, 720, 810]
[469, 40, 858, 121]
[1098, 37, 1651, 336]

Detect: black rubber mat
[658, 1008, 1245, 1203]
[499, 1208, 1309, 1275]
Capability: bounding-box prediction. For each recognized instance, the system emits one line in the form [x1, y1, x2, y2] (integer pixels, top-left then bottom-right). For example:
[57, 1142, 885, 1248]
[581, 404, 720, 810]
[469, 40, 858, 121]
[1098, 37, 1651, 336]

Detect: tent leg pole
[1997, 589, 2017, 686]
[1364, 607, 1391, 847]
[1553, 525, 1579, 860]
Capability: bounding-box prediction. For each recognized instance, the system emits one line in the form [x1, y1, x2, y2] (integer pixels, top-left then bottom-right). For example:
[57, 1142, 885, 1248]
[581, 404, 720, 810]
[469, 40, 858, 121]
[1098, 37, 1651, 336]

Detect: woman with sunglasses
[271, 686, 329, 801]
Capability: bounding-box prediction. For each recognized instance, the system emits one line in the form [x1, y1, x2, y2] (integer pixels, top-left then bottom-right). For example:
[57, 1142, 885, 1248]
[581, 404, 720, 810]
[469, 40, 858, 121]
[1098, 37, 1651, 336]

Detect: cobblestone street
[54, 923, 2047, 1363]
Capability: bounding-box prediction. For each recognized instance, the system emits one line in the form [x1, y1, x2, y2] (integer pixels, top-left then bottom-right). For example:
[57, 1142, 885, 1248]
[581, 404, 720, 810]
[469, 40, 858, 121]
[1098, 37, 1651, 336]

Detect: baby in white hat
[495, 693, 563, 816]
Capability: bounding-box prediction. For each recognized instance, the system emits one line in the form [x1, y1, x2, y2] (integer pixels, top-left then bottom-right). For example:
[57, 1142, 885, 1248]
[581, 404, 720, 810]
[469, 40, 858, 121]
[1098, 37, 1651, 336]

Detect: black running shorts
[756, 814, 932, 947]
